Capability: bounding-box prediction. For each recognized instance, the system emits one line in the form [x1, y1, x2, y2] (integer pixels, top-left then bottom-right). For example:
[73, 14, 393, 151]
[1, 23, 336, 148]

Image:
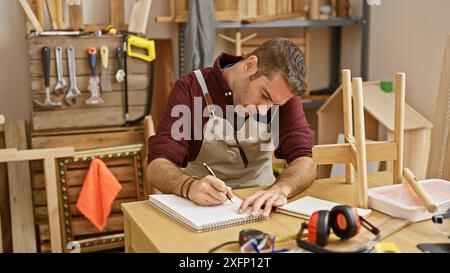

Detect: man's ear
[244, 55, 259, 73]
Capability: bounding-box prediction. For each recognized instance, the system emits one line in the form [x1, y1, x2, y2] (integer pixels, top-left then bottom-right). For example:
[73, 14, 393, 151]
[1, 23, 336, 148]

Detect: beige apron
[183, 70, 276, 189]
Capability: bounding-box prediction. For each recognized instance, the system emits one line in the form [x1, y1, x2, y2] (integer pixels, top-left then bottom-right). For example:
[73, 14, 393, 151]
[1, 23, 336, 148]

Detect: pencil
[203, 163, 233, 203]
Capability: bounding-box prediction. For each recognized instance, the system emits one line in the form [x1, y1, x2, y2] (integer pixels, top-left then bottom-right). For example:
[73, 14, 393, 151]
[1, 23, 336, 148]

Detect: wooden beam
[312, 141, 397, 165]
[352, 77, 369, 208]
[241, 12, 304, 24]
[43, 157, 61, 252]
[68, 0, 84, 30]
[0, 147, 74, 163]
[18, 0, 44, 32]
[393, 73, 406, 184]
[342, 69, 354, 185]
[36, 0, 45, 28]
[4, 120, 37, 253]
[128, 0, 153, 35]
[55, 0, 65, 29]
[110, 0, 125, 29]
[46, 0, 59, 29]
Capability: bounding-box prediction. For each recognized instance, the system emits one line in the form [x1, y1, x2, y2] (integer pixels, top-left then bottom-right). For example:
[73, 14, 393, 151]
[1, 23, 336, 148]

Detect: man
[147, 38, 317, 217]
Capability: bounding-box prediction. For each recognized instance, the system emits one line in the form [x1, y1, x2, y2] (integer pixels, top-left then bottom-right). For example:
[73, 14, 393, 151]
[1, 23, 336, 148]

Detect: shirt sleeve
[147, 78, 192, 167]
[275, 96, 315, 164]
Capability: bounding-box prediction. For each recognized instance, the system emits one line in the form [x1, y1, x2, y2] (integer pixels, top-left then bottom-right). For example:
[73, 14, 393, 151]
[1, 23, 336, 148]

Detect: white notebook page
[149, 195, 257, 228]
[279, 196, 372, 217]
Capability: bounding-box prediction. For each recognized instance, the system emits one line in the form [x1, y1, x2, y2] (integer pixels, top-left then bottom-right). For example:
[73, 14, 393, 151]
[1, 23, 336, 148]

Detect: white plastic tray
[368, 179, 450, 222]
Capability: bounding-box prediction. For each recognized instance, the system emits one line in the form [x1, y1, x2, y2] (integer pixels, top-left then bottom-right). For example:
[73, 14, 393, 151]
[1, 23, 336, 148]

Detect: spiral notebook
[276, 196, 372, 219]
[148, 194, 267, 232]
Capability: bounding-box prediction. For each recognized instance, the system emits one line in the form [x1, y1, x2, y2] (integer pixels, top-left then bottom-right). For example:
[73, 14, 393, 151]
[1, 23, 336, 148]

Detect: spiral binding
[201, 214, 267, 232]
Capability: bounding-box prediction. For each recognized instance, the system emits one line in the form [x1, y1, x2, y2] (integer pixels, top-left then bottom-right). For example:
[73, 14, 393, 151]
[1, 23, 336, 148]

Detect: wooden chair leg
[342, 69, 354, 184]
[393, 73, 406, 184]
[352, 77, 369, 208]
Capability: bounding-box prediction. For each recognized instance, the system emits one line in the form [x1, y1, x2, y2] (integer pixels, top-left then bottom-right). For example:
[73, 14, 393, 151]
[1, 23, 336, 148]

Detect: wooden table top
[122, 172, 448, 253]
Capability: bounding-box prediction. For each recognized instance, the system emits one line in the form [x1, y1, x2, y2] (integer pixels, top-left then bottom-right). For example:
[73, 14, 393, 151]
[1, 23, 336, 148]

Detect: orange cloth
[77, 158, 122, 232]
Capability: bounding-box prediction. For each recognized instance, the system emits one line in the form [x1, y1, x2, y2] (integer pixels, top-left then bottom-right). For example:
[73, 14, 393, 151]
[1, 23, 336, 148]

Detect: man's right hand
[188, 175, 233, 206]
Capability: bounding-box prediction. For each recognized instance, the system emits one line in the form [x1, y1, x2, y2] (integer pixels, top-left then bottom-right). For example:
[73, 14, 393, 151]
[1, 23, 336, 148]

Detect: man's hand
[238, 187, 288, 217]
[188, 175, 234, 206]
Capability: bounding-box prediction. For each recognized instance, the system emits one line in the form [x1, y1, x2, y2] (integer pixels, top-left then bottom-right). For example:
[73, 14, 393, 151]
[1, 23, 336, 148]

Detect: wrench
[65, 47, 81, 105]
[54, 47, 67, 94]
[115, 46, 126, 83]
[34, 47, 61, 108]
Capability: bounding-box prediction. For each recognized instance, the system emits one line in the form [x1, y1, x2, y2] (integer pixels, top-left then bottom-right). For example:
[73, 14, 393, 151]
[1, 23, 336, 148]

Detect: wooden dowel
[219, 34, 236, 44]
[352, 77, 369, 208]
[235, 30, 242, 56]
[394, 73, 406, 184]
[342, 69, 354, 184]
[241, 33, 258, 44]
[403, 168, 438, 213]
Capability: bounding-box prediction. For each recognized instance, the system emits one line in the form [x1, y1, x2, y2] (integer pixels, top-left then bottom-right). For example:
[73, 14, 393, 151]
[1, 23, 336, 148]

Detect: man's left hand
[238, 187, 288, 217]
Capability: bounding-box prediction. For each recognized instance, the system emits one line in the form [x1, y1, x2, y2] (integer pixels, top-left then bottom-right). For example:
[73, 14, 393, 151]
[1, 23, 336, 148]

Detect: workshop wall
[1, 0, 449, 124]
[0, 0, 174, 123]
[368, 0, 450, 121]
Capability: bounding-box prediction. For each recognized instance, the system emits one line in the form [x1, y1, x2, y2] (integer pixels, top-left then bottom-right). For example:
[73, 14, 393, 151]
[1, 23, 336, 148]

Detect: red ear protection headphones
[296, 205, 380, 253]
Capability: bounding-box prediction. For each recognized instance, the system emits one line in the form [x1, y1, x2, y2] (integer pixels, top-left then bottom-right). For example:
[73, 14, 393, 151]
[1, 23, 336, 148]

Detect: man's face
[232, 56, 294, 116]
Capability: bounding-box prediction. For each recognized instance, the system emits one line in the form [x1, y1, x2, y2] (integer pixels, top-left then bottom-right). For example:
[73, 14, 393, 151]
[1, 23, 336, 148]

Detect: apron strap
[194, 70, 216, 118]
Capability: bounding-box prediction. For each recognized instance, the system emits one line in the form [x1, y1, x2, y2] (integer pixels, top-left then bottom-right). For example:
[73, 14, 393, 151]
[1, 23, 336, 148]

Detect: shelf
[216, 17, 365, 29]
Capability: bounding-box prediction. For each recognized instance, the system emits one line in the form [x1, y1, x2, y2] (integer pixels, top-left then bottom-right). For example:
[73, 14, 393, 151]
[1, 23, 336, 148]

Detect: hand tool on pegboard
[123, 34, 156, 126]
[65, 47, 81, 105]
[34, 47, 62, 108]
[86, 48, 104, 105]
[100, 46, 112, 92]
[115, 46, 125, 83]
[54, 47, 67, 94]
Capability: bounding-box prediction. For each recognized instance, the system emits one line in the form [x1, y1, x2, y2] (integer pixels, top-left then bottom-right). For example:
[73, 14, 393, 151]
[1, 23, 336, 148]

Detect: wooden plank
[33, 181, 137, 207]
[32, 90, 148, 112]
[18, 0, 44, 32]
[0, 148, 74, 163]
[242, 12, 304, 24]
[72, 213, 124, 236]
[29, 57, 148, 77]
[31, 129, 144, 150]
[28, 36, 124, 59]
[68, 0, 84, 30]
[427, 35, 450, 180]
[55, 0, 65, 29]
[4, 120, 37, 253]
[110, 0, 125, 30]
[43, 157, 62, 253]
[36, 0, 45, 28]
[46, 0, 59, 29]
[128, 0, 153, 35]
[313, 142, 397, 165]
[31, 75, 148, 94]
[34, 165, 136, 189]
[0, 132, 12, 253]
[32, 106, 147, 130]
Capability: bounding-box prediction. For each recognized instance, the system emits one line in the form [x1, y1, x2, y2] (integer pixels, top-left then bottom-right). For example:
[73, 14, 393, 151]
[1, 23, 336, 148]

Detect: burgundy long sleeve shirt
[148, 53, 314, 167]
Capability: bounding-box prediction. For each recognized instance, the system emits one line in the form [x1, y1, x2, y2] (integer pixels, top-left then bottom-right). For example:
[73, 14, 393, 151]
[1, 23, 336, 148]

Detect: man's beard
[232, 76, 251, 107]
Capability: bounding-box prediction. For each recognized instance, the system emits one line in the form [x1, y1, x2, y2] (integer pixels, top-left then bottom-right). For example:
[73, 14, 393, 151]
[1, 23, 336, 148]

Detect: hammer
[34, 47, 61, 108]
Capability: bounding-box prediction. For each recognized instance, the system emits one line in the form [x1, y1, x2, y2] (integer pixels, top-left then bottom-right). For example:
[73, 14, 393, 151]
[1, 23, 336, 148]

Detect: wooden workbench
[121, 172, 448, 253]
